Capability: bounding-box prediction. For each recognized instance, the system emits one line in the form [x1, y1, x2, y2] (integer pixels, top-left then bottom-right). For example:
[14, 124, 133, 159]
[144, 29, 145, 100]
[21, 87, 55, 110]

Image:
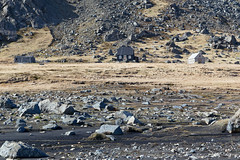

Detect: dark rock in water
[0, 98, 17, 109]
[0, 141, 48, 158]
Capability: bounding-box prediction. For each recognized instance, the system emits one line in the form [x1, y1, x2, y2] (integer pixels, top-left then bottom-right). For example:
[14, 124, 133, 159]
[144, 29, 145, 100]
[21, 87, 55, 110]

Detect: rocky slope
[1, 0, 240, 60]
[0, 0, 76, 41]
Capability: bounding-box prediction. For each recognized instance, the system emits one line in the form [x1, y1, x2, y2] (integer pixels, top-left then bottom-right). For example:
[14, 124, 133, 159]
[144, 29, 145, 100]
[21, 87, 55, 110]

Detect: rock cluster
[0, 85, 238, 159]
[208, 35, 239, 50]
[0, 0, 76, 42]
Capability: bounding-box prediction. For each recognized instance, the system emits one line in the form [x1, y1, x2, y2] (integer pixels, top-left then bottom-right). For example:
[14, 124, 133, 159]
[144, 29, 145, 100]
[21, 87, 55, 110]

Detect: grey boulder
[0, 141, 48, 158]
[0, 98, 17, 109]
[18, 102, 41, 116]
[96, 124, 123, 135]
[59, 104, 75, 115]
[38, 99, 60, 114]
[127, 116, 144, 126]
[62, 117, 78, 125]
[227, 109, 240, 133]
[39, 99, 75, 115]
[93, 101, 107, 111]
[114, 110, 133, 121]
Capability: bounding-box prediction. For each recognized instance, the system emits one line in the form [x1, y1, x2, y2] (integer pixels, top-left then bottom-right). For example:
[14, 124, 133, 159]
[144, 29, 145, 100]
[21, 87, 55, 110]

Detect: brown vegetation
[0, 63, 239, 93]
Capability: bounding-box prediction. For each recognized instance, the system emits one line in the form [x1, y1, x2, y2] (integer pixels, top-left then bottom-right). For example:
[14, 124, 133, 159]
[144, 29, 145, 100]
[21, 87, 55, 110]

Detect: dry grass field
[0, 63, 239, 92]
[0, 27, 53, 62]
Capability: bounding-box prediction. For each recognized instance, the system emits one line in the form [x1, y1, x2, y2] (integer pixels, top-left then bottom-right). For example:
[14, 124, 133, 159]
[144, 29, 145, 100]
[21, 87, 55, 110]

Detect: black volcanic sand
[0, 86, 239, 159]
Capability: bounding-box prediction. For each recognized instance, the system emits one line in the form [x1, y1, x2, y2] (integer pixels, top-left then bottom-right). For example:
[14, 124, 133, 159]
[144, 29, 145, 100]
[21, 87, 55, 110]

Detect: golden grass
[0, 63, 239, 92]
[0, 27, 53, 62]
[142, 0, 169, 17]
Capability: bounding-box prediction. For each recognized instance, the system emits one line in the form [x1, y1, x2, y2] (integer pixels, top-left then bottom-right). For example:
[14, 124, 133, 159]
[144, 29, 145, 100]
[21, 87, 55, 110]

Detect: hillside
[0, 0, 240, 64]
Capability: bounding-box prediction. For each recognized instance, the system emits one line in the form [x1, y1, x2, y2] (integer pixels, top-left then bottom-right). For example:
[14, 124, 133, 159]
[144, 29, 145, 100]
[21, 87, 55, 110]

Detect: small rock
[127, 116, 144, 126]
[88, 133, 109, 140]
[42, 123, 62, 130]
[106, 135, 116, 141]
[16, 126, 26, 133]
[64, 131, 76, 136]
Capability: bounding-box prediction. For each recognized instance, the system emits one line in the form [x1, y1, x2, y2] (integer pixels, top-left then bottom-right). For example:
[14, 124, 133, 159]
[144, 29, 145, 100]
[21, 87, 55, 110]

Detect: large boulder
[18, 102, 41, 116]
[114, 110, 133, 121]
[0, 141, 48, 158]
[0, 98, 17, 109]
[93, 101, 107, 111]
[38, 99, 60, 113]
[58, 104, 75, 115]
[38, 99, 75, 115]
[96, 124, 123, 135]
[225, 35, 237, 45]
[226, 109, 240, 133]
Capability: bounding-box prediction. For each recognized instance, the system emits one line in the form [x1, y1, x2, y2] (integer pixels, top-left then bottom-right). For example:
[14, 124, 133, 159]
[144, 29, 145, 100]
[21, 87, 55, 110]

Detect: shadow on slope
[0, 0, 78, 41]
